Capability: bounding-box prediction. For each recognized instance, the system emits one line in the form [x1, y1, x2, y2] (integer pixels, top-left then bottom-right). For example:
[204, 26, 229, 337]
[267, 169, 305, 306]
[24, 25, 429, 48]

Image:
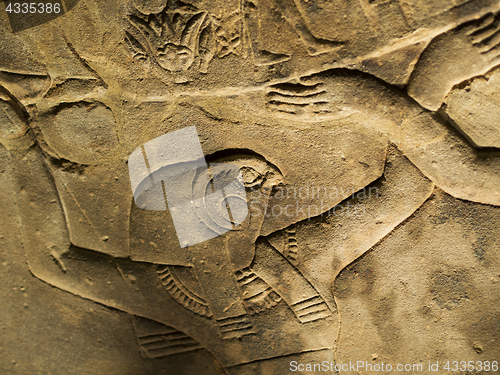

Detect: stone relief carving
[1, 0, 500, 374]
[123, 0, 344, 81]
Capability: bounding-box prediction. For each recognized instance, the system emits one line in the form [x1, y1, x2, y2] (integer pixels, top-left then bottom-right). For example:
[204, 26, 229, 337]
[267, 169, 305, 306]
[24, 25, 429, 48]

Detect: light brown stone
[1, 1, 499, 374]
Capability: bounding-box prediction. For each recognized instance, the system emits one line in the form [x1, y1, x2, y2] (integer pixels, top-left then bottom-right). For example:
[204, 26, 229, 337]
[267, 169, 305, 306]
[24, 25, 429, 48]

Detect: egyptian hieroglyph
[1, 0, 500, 374]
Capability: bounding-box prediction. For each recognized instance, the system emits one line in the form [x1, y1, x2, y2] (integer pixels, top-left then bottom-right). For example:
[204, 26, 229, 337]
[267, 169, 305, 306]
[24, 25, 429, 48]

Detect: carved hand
[408, 11, 500, 110]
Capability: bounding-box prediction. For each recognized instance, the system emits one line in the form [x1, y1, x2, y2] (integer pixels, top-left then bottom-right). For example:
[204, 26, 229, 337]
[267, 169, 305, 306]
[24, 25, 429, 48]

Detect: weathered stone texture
[1, 0, 499, 374]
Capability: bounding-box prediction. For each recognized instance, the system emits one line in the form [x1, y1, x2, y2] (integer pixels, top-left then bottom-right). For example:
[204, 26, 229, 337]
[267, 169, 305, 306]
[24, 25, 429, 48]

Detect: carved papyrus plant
[124, 3, 216, 80]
